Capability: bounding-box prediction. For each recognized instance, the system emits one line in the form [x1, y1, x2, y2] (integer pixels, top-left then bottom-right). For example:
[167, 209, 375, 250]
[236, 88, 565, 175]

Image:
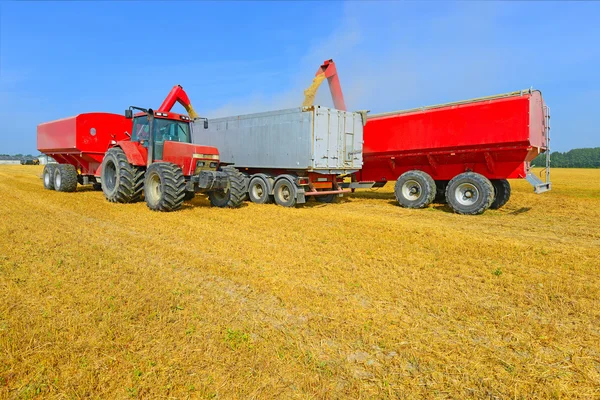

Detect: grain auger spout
[158, 84, 200, 120]
[303, 59, 347, 111]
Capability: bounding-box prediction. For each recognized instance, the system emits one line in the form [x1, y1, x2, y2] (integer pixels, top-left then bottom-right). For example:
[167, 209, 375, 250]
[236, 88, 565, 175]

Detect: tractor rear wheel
[54, 164, 78, 192]
[445, 172, 494, 215]
[490, 179, 511, 209]
[101, 147, 144, 203]
[43, 164, 57, 190]
[394, 170, 436, 208]
[208, 166, 246, 208]
[144, 163, 186, 212]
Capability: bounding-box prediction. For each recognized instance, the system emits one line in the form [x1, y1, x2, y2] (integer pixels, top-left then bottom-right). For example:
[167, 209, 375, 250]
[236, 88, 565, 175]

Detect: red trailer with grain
[308, 60, 552, 214]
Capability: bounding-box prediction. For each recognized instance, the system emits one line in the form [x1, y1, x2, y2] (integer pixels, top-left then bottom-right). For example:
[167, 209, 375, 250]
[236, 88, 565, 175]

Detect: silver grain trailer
[192, 106, 364, 207]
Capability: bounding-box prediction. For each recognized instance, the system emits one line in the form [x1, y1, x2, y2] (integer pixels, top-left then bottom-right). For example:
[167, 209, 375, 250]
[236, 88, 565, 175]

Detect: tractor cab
[129, 110, 192, 160]
[124, 107, 213, 176]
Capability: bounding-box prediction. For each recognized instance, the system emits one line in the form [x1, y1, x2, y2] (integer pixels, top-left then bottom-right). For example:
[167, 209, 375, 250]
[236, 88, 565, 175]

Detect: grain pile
[0, 166, 599, 398]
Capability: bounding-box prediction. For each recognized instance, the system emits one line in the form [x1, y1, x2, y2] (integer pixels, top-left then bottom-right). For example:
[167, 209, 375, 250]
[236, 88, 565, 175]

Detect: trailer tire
[144, 162, 185, 212]
[273, 178, 297, 207]
[394, 170, 436, 208]
[434, 180, 449, 203]
[101, 147, 144, 203]
[248, 176, 272, 204]
[315, 194, 336, 203]
[490, 179, 511, 210]
[93, 182, 102, 191]
[208, 166, 246, 208]
[54, 164, 78, 192]
[43, 164, 57, 190]
[445, 172, 494, 215]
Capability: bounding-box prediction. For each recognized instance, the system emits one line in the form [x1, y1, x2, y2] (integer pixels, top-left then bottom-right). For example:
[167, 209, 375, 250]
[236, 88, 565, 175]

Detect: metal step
[526, 172, 552, 193]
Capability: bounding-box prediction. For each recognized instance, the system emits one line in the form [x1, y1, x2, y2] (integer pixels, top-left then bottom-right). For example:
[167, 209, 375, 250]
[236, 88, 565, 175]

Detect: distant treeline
[0, 154, 36, 161]
[532, 147, 600, 168]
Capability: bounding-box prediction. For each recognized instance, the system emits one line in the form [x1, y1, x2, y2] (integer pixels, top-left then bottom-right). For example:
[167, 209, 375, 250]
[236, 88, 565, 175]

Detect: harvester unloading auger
[302, 59, 347, 111]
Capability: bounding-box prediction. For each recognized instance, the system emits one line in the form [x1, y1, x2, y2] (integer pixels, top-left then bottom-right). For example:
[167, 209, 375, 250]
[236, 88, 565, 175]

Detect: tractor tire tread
[102, 147, 144, 203]
[144, 162, 185, 212]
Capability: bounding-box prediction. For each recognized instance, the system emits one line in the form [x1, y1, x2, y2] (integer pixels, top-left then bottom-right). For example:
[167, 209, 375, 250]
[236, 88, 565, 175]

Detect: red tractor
[37, 85, 246, 211]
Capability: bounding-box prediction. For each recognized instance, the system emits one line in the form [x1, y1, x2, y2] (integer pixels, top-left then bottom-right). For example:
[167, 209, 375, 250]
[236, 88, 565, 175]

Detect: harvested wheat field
[0, 166, 599, 399]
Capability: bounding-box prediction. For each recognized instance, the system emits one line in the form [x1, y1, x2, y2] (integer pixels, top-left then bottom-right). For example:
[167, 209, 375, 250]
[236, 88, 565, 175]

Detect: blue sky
[1, 1, 598, 154]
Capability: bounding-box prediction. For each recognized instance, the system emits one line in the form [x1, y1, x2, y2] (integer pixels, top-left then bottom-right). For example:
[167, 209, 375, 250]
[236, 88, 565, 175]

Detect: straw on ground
[0, 166, 599, 398]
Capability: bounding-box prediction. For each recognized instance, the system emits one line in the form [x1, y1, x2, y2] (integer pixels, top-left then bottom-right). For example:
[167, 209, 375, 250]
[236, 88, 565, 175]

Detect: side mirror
[204, 119, 209, 129]
[125, 109, 133, 119]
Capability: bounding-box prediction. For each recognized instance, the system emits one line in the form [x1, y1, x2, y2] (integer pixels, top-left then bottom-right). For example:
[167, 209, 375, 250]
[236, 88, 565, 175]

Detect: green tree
[532, 147, 600, 168]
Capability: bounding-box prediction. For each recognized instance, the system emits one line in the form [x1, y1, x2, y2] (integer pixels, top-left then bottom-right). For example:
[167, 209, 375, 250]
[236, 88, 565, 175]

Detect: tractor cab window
[131, 116, 150, 146]
[154, 119, 190, 144]
[153, 118, 191, 160]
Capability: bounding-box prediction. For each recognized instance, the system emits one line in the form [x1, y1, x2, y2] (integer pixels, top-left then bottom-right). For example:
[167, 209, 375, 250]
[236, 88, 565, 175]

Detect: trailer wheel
[144, 163, 185, 212]
[92, 182, 102, 191]
[315, 194, 336, 203]
[445, 172, 494, 215]
[394, 170, 436, 208]
[54, 164, 78, 192]
[101, 147, 144, 203]
[43, 164, 57, 190]
[490, 179, 511, 209]
[248, 176, 272, 204]
[273, 178, 297, 207]
[434, 180, 449, 203]
[208, 166, 246, 208]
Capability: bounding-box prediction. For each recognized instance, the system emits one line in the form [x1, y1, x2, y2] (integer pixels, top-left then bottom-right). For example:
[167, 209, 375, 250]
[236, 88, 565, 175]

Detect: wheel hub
[455, 182, 479, 206]
[252, 183, 264, 198]
[402, 179, 422, 201]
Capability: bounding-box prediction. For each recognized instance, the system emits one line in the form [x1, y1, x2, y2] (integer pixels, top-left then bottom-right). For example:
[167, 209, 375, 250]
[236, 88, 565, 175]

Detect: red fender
[115, 140, 147, 166]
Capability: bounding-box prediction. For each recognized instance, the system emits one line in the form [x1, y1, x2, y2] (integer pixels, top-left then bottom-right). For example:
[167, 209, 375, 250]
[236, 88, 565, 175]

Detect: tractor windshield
[154, 118, 190, 143]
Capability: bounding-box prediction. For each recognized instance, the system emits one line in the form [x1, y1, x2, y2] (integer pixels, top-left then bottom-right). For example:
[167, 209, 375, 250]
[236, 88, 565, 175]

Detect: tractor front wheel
[101, 147, 144, 203]
[144, 163, 186, 212]
[208, 166, 247, 208]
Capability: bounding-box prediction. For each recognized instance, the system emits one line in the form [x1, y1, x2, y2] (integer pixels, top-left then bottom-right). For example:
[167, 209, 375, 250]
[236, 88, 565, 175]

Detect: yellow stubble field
[0, 165, 599, 399]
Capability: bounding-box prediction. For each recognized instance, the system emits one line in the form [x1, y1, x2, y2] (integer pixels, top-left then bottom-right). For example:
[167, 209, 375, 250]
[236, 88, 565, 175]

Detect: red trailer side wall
[37, 112, 132, 176]
[356, 91, 547, 183]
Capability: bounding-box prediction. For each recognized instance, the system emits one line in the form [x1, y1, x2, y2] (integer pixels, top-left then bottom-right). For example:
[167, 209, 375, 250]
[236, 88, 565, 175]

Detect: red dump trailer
[350, 89, 551, 214]
[38, 112, 132, 189]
